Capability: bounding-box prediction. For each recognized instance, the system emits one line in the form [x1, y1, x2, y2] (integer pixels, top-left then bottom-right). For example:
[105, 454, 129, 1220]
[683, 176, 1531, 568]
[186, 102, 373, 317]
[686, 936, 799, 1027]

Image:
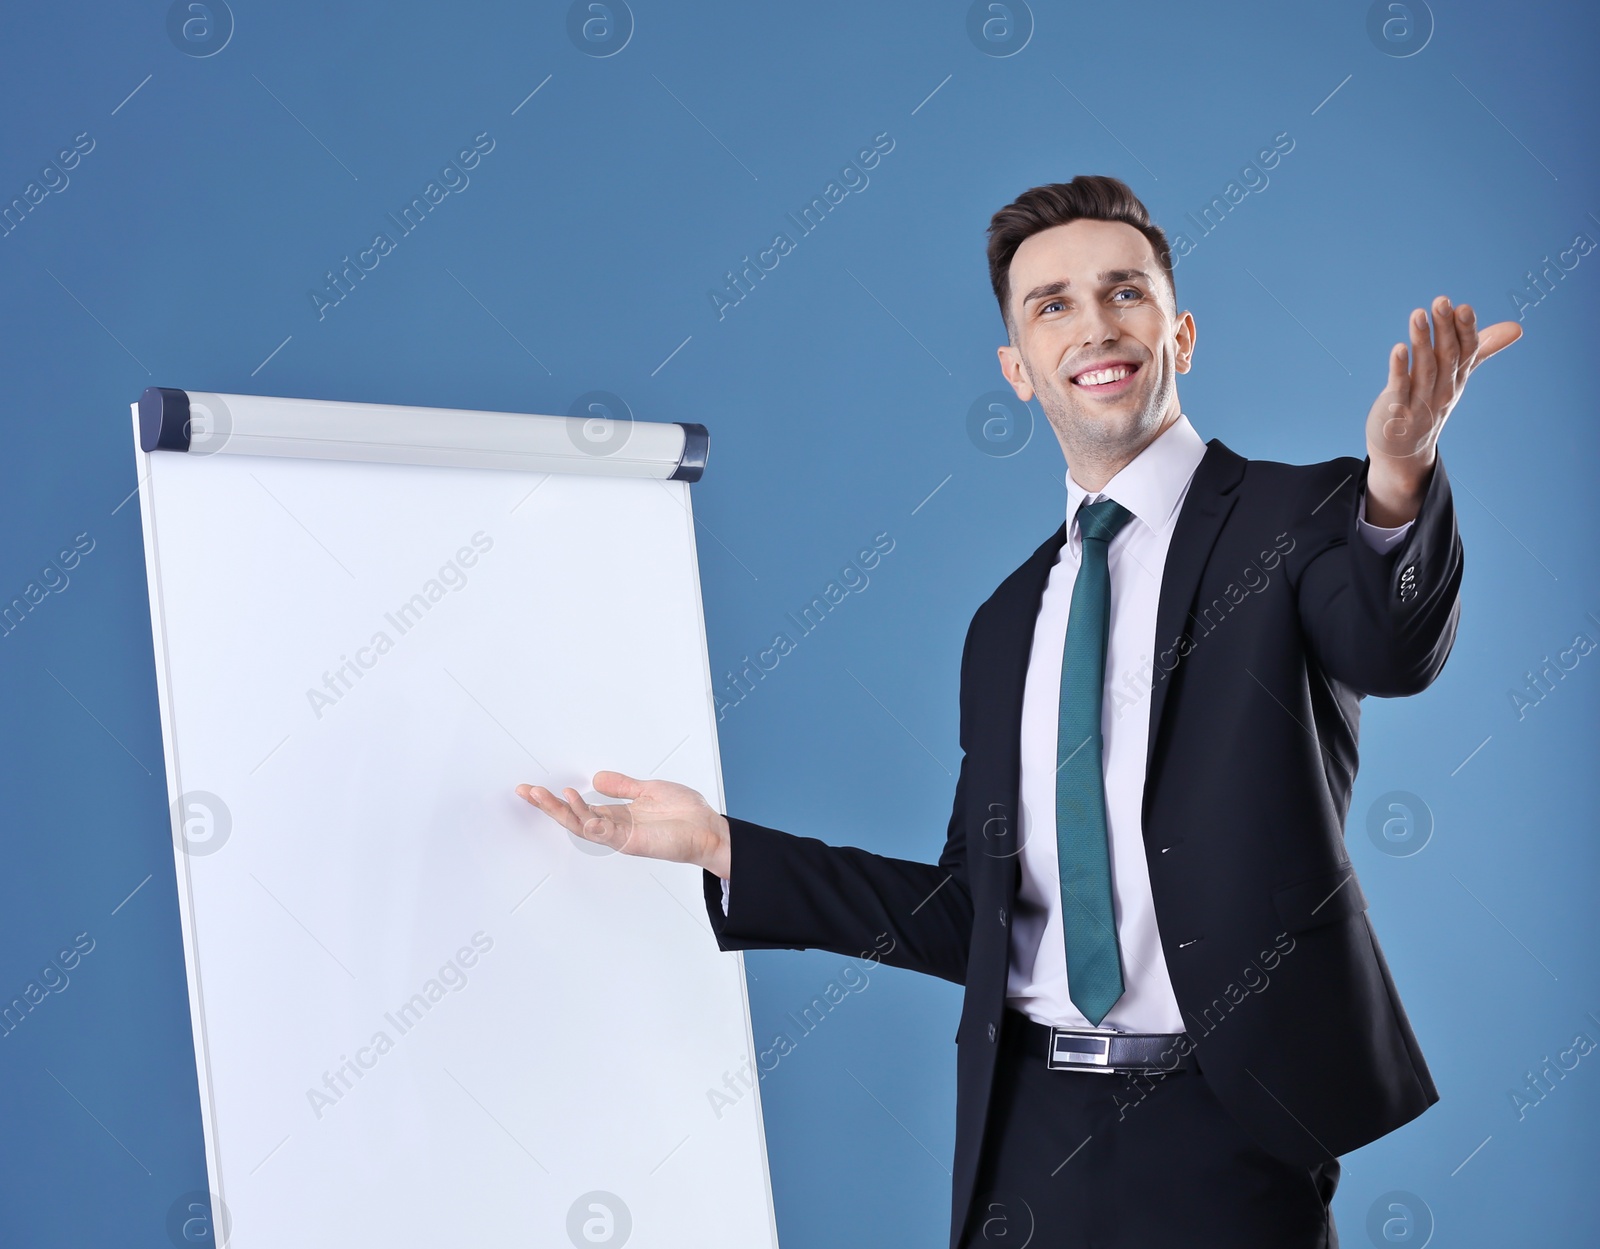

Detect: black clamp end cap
[138, 387, 192, 453]
[670, 423, 709, 482]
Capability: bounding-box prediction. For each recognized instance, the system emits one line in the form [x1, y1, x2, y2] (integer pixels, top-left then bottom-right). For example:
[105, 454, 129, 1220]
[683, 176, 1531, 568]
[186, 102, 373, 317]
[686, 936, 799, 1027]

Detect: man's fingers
[1409, 307, 1437, 400]
[564, 787, 603, 828]
[1454, 303, 1480, 368]
[515, 781, 637, 842]
[516, 783, 560, 815]
[1376, 342, 1413, 445]
[1386, 341, 1410, 404]
[566, 787, 635, 843]
[1431, 296, 1461, 386]
[592, 770, 647, 801]
[516, 784, 585, 837]
[1472, 319, 1523, 365]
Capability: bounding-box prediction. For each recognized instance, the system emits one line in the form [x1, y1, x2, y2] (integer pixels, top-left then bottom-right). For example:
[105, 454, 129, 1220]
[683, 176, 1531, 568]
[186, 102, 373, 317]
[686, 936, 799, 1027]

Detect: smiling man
[518, 176, 1520, 1248]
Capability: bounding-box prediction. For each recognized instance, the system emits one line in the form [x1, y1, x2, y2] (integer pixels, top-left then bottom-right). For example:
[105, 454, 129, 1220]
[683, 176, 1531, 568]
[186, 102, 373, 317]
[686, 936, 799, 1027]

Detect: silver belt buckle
[1048, 1027, 1117, 1074]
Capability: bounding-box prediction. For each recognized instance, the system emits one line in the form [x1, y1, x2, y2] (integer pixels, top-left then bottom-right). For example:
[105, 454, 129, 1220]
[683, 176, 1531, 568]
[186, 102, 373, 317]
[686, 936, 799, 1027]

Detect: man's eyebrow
[1020, 269, 1155, 309]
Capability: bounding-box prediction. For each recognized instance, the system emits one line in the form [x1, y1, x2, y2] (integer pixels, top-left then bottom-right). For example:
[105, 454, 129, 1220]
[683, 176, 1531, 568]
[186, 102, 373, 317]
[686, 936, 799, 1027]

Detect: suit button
[988, 1022, 997, 1043]
[998, 907, 1007, 926]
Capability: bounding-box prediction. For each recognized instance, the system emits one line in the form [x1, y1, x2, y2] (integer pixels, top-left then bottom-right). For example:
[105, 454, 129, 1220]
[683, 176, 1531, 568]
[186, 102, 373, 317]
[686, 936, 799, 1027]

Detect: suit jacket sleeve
[697, 620, 979, 986]
[1295, 452, 1464, 697]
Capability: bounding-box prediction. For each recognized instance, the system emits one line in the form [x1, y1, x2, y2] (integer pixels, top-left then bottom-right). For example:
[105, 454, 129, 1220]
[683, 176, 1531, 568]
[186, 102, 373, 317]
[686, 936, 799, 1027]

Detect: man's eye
[1042, 300, 1065, 314]
[1113, 287, 1141, 301]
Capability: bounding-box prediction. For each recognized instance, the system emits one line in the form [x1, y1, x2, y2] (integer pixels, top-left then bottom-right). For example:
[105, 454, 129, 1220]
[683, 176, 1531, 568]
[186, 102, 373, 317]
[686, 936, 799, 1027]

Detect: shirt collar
[1064, 412, 1207, 551]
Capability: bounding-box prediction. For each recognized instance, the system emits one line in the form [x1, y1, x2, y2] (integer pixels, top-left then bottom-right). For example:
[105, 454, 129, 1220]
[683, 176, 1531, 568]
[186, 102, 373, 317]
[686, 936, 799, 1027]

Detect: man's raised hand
[516, 771, 732, 880]
[1364, 295, 1522, 525]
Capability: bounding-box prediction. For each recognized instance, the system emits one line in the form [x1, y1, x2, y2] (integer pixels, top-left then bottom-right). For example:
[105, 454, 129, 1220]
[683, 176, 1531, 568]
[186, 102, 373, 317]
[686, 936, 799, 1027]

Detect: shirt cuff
[720, 877, 730, 915]
[1356, 486, 1414, 553]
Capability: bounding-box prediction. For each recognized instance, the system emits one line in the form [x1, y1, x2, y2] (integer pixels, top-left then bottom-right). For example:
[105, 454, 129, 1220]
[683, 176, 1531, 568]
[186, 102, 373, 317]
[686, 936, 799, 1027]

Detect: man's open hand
[1364, 296, 1522, 526]
[516, 772, 732, 879]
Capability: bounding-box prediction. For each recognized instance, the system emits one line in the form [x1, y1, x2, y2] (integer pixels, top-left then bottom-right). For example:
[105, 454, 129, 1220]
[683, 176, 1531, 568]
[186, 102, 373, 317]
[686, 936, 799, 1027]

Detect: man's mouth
[1070, 361, 1141, 394]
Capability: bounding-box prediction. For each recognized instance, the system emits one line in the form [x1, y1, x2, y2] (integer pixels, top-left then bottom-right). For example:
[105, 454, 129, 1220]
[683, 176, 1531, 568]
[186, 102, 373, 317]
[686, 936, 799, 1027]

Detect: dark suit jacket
[701, 440, 1462, 1249]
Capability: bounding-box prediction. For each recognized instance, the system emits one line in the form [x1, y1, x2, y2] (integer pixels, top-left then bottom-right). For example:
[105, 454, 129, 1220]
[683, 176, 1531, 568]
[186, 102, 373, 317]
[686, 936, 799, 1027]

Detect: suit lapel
[1143, 438, 1247, 801]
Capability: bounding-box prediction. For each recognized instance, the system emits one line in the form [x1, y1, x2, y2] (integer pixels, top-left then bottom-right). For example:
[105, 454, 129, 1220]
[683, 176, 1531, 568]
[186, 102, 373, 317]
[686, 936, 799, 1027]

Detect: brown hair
[986, 176, 1175, 338]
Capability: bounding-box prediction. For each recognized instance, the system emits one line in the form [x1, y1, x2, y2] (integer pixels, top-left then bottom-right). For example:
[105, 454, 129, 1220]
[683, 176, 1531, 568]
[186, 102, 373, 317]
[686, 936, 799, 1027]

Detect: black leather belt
[1005, 1008, 1198, 1075]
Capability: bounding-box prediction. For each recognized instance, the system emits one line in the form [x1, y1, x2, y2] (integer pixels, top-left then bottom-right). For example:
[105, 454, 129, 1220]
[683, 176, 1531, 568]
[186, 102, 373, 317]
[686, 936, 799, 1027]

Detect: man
[517, 176, 1520, 1247]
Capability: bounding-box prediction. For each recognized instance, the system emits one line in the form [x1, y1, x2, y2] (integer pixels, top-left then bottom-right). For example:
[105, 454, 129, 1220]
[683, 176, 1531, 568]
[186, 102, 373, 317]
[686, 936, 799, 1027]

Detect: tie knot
[1077, 497, 1133, 545]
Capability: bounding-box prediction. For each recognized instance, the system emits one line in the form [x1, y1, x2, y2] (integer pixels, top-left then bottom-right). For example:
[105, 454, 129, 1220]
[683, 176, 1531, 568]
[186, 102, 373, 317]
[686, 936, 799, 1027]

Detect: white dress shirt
[723, 415, 1414, 1037]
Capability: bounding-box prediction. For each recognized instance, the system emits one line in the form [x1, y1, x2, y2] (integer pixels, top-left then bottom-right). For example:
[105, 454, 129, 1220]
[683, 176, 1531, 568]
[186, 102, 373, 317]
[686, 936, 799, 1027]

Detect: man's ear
[996, 342, 1035, 401]
[1174, 310, 1197, 374]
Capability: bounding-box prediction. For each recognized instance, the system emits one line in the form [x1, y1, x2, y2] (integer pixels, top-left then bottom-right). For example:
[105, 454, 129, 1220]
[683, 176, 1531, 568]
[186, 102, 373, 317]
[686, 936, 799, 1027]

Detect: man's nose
[1079, 301, 1120, 347]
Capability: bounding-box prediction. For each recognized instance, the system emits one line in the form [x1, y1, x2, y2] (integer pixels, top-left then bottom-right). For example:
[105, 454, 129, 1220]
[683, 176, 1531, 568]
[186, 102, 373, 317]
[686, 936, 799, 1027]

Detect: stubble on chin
[1033, 360, 1168, 466]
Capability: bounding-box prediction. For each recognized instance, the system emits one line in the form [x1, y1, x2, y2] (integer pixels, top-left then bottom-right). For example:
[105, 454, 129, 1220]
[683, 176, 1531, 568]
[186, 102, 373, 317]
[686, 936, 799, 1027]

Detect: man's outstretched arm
[699, 756, 974, 984]
[516, 624, 982, 985]
[1296, 296, 1519, 695]
[517, 758, 975, 985]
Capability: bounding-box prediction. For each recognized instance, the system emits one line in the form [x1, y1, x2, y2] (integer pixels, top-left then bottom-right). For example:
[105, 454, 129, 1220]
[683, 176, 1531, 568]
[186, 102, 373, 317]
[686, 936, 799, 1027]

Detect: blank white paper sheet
[132, 397, 777, 1247]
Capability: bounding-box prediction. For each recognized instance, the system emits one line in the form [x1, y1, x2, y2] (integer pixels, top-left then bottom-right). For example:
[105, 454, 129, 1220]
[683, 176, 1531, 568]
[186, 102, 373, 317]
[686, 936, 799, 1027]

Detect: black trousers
[960, 1009, 1339, 1248]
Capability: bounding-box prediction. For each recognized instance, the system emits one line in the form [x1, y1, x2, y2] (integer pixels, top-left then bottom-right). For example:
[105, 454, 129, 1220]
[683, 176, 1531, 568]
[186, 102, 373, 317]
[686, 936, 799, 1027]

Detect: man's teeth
[1075, 365, 1134, 387]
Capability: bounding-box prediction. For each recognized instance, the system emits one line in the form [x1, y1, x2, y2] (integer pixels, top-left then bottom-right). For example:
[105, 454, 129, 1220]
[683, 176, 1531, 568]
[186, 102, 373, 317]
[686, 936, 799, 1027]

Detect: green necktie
[1057, 496, 1134, 1026]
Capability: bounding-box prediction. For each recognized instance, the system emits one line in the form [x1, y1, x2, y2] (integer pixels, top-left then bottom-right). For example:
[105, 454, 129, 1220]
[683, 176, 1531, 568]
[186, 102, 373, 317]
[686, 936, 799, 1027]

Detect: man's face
[996, 219, 1195, 472]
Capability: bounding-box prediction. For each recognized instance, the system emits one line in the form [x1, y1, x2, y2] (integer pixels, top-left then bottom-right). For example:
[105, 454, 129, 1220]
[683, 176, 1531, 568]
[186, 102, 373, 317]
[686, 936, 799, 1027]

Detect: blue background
[1, 1, 1595, 1244]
